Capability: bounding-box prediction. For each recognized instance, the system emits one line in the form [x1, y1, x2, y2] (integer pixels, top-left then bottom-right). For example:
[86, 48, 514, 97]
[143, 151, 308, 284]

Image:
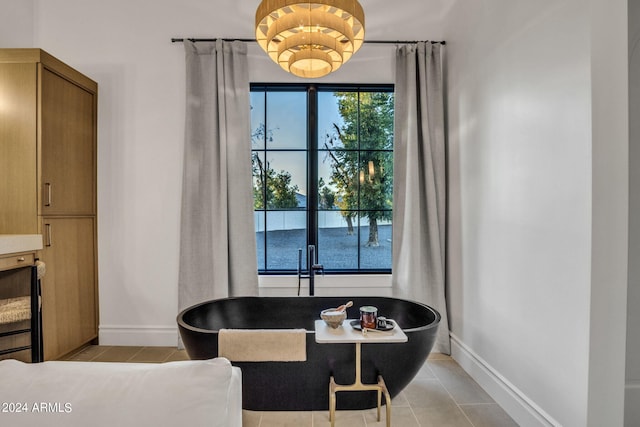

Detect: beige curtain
[393, 42, 450, 354]
[179, 40, 258, 319]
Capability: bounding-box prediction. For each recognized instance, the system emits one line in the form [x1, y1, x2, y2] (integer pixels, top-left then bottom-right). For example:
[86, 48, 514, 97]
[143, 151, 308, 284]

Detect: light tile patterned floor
[62, 347, 518, 427]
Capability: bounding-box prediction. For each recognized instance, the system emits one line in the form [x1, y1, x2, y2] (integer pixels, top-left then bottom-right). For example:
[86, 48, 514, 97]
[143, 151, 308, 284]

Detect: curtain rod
[171, 38, 445, 45]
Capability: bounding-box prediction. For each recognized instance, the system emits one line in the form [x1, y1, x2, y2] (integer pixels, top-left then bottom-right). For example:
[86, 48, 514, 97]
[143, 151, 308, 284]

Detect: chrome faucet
[297, 245, 324, 296]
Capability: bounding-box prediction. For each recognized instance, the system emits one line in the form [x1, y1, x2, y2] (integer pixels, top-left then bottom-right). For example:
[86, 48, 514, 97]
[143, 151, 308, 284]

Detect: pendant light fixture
[255, 0, 365, 78]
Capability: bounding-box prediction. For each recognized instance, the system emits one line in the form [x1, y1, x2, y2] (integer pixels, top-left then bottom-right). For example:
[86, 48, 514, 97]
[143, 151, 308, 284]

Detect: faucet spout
[296, 246, 323, 296]
[308, 245, 316, 296]
[297, 248, 303, 296]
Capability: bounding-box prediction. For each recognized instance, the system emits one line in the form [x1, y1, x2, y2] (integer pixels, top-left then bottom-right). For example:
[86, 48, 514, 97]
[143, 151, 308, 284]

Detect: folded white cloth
[0, 296, 31, 324]
[218, 329, 307, 362]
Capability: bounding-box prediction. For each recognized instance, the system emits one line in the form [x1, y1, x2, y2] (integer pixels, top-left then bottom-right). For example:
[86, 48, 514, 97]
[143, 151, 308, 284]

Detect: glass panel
[266, 91, 307, 149]
[255, 211, 266, 270]
[264, 151, 307, 209]
[266, 210, 307, 270]
[359, 214, 392, 269]
[251, 151, 266, 209]
[320, 148, 359, 212]
[358, 152, 393, 211]
[318, 211, 358, 270]
[317, 156, 338, 210]
[359, 92, 394, 150]
[329, 91, 358, 149]
[317, 91, 346, 149]
[250, 90, 266, 150]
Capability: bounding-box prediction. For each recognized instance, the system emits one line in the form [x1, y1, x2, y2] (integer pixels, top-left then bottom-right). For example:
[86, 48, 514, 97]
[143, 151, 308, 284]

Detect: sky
[250, 89, 345, 196]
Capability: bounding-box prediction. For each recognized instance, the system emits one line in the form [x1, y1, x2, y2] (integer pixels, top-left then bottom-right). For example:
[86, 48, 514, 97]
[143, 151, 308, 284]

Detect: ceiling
[358, 0, 452, 40]
[214, 0, 451, 41]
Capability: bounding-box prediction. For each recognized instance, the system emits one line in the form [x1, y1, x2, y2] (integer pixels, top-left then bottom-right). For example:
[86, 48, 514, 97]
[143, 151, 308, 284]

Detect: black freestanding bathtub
[177, 296, 440, 411]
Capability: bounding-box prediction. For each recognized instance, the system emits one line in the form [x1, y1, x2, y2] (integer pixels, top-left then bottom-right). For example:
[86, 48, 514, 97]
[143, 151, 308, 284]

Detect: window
[251, 84, 394, 274]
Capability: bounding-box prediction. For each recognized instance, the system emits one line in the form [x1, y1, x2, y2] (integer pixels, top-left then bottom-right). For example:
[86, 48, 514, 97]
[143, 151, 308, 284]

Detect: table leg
[379, 375, 391, 427]
[328, 343, 393, 427]
[330, 376, 336, 427]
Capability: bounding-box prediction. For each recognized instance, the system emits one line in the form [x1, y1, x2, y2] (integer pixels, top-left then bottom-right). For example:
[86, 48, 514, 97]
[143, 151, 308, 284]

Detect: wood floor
[62, 346, 518, 427]
[62, 344, 189, 363]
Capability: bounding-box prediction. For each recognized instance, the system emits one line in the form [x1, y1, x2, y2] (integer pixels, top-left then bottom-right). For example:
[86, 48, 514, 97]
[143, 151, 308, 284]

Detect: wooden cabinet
[0, 49, 98, 360]
[41, 218, 96, 359]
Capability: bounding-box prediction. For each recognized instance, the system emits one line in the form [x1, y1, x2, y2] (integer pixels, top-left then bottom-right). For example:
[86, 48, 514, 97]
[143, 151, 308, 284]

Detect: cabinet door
[40, 67, 96, 216]
[40, 217, 97, 360]
[0, 63, 38, 233]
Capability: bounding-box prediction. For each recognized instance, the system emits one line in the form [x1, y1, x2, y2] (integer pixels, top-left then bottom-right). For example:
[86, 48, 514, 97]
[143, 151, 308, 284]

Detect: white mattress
[0, 357, 242, 427]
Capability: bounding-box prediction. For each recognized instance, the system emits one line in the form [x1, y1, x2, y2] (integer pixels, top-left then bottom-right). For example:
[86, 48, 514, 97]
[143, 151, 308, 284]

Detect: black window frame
[251, 83, 394, 276]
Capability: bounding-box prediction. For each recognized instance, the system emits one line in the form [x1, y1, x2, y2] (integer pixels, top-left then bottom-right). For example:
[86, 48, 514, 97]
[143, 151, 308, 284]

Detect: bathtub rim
[177, 296, 441, 335]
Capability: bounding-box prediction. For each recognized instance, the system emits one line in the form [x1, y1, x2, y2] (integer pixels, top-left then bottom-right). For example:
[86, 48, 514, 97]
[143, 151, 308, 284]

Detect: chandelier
[255, 0, 365, 78]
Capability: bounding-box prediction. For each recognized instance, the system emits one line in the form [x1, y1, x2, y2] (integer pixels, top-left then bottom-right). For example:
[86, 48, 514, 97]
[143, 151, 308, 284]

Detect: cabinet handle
[45, 223, 52, 247]
[17, 257, 25, 262]
[44, 183, 52, 207]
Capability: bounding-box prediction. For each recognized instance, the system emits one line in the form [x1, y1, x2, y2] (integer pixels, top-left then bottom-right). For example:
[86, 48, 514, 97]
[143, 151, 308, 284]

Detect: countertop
[0, 235, 43, 256]
[315, 319, 407, 344]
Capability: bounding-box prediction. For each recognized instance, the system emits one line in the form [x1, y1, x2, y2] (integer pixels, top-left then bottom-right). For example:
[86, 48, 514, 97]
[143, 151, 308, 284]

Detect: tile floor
[63, 346, 518, 427]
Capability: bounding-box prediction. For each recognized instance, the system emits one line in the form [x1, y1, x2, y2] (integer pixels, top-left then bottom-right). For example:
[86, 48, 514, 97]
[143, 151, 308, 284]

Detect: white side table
[315, 319, 408, 427]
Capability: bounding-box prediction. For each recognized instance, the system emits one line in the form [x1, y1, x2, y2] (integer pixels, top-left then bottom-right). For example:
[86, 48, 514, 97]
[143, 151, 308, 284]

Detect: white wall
[587, 0, 628, 424]
[2, 1, 632, 424]
[0, 0, 34, 47]
[445, 0, 628, 425]
[255, 210, 378, 232]
[627, 0, 640, 424]
[3, 0, 440, 346]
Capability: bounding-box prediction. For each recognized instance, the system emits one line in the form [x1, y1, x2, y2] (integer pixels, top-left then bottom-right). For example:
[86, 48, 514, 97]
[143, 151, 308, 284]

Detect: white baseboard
[99, 325, 178, 347]
[450, 333, 560, 427]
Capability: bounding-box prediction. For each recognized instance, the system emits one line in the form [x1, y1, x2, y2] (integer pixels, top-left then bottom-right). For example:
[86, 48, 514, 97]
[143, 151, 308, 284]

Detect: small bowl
[320, 309, 346, 329]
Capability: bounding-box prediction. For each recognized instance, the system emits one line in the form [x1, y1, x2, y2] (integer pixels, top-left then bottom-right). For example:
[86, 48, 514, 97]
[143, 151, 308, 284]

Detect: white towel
[218, 329, 307, 362]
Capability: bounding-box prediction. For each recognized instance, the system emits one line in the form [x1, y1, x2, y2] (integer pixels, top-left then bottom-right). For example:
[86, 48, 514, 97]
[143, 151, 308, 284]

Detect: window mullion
[307, 85, 318, 264]
[356, 90, 362, 270]
[261, 91, 268, 271]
